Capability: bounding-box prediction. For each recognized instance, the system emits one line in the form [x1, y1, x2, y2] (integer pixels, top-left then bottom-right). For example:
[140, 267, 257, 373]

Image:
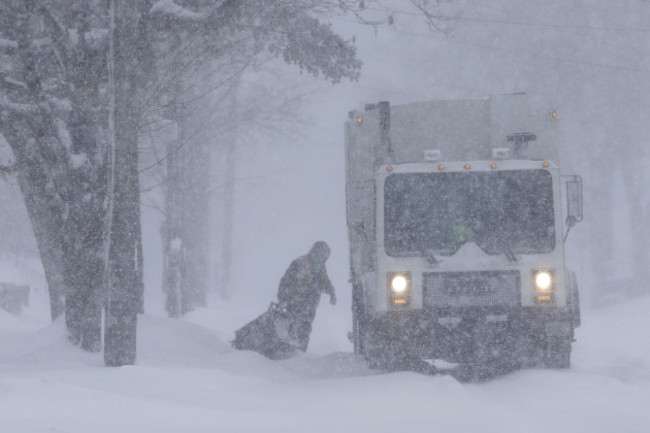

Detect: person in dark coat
[277, 241, 336, 351]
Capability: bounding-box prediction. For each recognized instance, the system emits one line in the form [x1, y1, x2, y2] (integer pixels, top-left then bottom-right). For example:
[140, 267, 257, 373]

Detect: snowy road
[1, 294, 649, 433]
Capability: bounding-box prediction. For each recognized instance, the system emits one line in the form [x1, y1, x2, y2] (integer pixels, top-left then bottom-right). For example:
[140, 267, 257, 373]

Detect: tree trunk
[163, 119, 184, 317]
[587, 159, 615, 304]
[179, 115, 210, 311]
[622, 158, 650, 296]
[162, 109, 209, 316]
[2, 3, 109, 344]
[14, 154, 66, 321]
[63, 195, 105, 352]
[104, 0, 145, 366]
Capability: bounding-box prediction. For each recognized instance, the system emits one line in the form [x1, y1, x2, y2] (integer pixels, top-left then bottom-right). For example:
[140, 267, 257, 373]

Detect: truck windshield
[384, 170, 555, 257]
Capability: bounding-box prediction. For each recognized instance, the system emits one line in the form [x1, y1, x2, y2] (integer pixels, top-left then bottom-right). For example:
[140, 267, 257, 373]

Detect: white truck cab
[345, 94, 582, 371]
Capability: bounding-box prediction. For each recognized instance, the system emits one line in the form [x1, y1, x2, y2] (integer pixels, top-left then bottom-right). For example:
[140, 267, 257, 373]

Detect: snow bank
[1, 289, 649, 433]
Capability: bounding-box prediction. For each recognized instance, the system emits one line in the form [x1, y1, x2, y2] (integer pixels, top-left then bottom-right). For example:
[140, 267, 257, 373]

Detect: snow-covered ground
[1, 286, 649, 433]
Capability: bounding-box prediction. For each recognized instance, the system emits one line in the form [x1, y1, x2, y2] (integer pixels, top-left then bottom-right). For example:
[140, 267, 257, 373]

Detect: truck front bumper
[364, 307, 574, 365]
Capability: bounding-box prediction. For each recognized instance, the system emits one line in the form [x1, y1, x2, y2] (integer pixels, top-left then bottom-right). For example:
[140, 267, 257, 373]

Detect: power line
[362, 4, 650, 33]
[460, 16, 650, 34]
[329, 15, 650, 78]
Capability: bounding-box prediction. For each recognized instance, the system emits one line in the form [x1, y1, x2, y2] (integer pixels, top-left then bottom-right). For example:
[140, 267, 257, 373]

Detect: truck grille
[423, 271, 520, 308]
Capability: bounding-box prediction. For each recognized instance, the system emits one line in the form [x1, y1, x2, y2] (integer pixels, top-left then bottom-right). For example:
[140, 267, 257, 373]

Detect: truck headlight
[391, 275, 408, 292]
[389, 272, 411, 306]
[532, 270, 554, 303]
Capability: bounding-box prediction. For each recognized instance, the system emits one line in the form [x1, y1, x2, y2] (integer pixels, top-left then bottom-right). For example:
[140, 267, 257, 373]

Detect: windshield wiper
[425, 249, 439, 265]
[418, 246, 439, 265]
[503, 244, 518, 262]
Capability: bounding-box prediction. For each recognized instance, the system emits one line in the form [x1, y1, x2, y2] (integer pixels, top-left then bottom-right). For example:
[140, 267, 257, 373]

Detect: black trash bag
[231, 302, 301, 360]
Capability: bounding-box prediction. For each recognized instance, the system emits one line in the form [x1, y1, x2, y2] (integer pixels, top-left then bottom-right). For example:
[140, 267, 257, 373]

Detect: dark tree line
[0, 0, 453, 365]
[0, 0, 362, 365]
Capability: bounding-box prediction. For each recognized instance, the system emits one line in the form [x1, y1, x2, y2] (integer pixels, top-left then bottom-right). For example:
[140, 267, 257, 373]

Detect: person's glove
[329, 292, 337, 305]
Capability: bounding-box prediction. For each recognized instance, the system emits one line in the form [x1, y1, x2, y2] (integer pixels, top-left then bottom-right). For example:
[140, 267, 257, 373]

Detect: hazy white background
[2, 1, 650, 431]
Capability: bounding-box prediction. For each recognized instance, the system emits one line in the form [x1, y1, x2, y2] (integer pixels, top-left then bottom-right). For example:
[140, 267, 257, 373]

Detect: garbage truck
[345, 94, 582, 372]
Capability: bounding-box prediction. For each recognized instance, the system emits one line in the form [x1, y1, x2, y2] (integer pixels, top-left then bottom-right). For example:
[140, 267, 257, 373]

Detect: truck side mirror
[563, 175, 583, 241]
